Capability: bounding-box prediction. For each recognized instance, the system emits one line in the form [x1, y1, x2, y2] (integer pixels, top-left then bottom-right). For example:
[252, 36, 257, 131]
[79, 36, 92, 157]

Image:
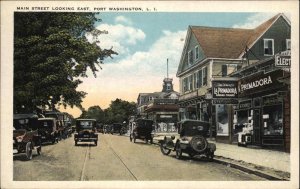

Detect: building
[137, 77, 180, 133]
[176, 13, 291, 147]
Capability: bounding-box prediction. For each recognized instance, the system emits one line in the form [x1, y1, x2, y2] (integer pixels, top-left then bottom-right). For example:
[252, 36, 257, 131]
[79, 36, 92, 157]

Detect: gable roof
[177, 13, 290, 76]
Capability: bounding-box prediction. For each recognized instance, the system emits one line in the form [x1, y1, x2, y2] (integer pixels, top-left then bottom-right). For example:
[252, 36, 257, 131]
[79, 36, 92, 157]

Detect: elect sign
[275, 50, 291, 67]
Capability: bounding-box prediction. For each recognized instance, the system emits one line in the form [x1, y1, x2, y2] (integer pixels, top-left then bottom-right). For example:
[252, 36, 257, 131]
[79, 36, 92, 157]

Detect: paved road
[13, 134, 265, 181]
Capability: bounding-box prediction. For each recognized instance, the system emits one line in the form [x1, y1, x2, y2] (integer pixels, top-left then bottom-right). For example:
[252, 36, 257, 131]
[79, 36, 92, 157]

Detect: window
[202, 67, 207, 86]
[264, 39, 274, 55]
[197, 69, 202, 88]
[194, 72, 198, 89]
[263, 104, 283, 136]
[195, 46, 200, 60]
[188, 50, 193, 65]
[222, 65, 227, 76]
[166, 83, 171, 90]
[188, 75, 193, 91]
[183, 77, 188, 92]
[286, 39, 291, 50]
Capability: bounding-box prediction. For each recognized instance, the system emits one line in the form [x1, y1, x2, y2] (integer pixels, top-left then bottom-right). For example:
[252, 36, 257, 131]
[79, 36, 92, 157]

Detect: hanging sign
[275, 50, 291, 67]
[212, 80, 238, 98]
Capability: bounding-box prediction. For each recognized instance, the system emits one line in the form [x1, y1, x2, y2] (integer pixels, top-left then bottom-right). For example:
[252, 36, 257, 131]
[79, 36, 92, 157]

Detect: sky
[63, 12, 282, 118]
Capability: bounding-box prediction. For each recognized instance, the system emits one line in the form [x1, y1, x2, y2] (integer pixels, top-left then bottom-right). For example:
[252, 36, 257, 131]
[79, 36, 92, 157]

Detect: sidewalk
[152, 135, 290, 180]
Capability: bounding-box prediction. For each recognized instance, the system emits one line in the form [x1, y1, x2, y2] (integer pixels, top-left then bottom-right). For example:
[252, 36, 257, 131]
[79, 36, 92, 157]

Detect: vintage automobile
[74, 119, 98, 146]
[159, 120, 216, 160]
[13, 113, 42, 160]
[129, 118, 154, 143]
[37, 118, 59, 144]
[110, 123, 126, 135]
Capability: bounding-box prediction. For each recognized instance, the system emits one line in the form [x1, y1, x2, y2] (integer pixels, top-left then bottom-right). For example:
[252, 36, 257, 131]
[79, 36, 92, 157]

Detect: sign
[239, 100, 252, 109]
[238, 70, 284, 97]
[212, 99, 238, 104]
[275, 50, 291, 67]
[212, 80, 238, 98]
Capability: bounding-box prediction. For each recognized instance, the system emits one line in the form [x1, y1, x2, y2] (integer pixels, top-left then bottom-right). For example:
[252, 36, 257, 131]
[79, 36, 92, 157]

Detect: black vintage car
[74, 119, 98, 146]
[37, 118, 59, 144]
[111, 123, 126, 135]
[159, 120, 216, 160]
[129, 118, 154, 143]
[13, 114, 42, 160]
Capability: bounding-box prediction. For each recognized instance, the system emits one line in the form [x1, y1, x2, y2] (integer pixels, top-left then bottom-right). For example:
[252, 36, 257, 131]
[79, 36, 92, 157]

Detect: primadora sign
[275, 50, 291, 67]
[212, 80, 238, 98]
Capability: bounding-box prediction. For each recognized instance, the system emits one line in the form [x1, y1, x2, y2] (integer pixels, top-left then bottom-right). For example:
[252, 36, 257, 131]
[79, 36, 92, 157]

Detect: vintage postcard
[1, 1, 299, 189]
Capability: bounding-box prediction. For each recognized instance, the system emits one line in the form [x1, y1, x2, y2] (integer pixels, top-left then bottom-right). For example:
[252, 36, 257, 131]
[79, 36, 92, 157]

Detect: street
[13, 133, 265, 181]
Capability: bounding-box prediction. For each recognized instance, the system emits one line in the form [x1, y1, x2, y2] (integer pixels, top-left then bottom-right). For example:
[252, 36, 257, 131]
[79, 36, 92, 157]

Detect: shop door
[252, 109, 261, 145]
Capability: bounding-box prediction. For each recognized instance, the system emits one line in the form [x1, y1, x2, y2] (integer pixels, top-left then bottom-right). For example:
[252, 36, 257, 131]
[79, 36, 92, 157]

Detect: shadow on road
[75, 143, 97, 147]
[13, 154, 40, 161]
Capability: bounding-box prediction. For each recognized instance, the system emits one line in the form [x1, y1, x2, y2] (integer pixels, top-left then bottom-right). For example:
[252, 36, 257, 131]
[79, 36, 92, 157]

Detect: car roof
[76, 119, 96, 121]
[38, 118, 56, 121]
[14, 113, 39, 119]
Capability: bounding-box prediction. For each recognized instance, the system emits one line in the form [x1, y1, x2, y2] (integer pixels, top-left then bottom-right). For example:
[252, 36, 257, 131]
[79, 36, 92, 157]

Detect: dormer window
[188, 50, 193, 65]
[195, 46, 200, 60]
[264, 39, 274, 56]
[286, 39, 291, 50]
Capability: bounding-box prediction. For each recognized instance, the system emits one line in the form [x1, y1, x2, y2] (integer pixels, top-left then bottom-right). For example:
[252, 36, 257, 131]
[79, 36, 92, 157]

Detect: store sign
[239, 100, 252, 109]
[275, 50, 291, 67]
[212, 80, 238, 98]
[239, 70, 283, 97]
[212, 99, 238, 104]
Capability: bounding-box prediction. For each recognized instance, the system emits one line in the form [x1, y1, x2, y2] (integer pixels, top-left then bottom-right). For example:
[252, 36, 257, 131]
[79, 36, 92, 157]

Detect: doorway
[252, 109, 261, 145]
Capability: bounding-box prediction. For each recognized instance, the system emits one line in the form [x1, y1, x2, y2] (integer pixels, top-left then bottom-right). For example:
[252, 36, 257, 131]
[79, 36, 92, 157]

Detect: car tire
[25, 142, 33, 160]
[160, 141, 171, 155]
[190, 135, 208, 153]
[133, 134, 136, 143]
[175, 142, 182, 159]
[37, 146, 41, 155]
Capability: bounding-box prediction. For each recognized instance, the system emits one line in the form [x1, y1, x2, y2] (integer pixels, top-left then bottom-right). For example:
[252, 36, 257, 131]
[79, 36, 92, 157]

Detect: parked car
[110, 123, 126, 135]
[74, 119, 98, 146]
[37, 118, 59, 144]
[13, 113, 42, 160]
[129, 118, 154, 143]
[159, 120, 216, 160]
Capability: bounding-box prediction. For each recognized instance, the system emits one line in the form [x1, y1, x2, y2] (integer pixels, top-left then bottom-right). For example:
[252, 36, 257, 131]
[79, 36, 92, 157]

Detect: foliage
[78, 99, 136, 124]
[14, 12, 117, 113]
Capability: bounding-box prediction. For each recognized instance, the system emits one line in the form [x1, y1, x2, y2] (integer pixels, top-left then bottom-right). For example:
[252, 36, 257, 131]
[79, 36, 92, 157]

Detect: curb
[213, 156, 289, 181]
[152, 139, 289, 181]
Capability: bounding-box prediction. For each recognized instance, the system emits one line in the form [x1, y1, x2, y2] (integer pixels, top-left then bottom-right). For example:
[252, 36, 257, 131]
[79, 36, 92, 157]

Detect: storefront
[233, 64, 290, 151]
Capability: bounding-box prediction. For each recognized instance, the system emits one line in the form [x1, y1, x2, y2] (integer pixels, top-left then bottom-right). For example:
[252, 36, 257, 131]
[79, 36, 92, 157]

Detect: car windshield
[136, 120, 153, 128]
[180, 121, 209, 136]
[77, 121, 94, 129]
[38, 120, 53, 128]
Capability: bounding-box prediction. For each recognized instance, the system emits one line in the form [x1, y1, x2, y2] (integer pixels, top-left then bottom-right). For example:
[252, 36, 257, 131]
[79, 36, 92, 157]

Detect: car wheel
[175, 143, 182, 159]
[94, 140, 97, 146]
[37, 146, 41, 155]
[160, 142, 171, 155]
[208, 152, 214, 161]
[190, 135, 208, 153]
[25, 142, 33, 160]
[133, 134, 136, 143]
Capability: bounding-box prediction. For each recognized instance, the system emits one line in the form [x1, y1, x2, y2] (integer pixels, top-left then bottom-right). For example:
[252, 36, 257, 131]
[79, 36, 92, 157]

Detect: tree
[14, 12, 117, 113]
[105, 99, 137, 124]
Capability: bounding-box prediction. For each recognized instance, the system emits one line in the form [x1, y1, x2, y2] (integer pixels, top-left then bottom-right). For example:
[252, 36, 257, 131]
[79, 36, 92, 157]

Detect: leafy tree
[14, 12, 117, 113]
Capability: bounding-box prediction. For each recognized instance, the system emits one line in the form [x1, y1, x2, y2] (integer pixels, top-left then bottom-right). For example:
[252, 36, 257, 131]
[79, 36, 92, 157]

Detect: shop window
[263, 104, 283, 135]
[233, 110, 249, 134]
[286, 39, 291, 50]
[216, 104, 229, 136]
[253, 98, 261, 107]
[264, 39, 274, 56]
